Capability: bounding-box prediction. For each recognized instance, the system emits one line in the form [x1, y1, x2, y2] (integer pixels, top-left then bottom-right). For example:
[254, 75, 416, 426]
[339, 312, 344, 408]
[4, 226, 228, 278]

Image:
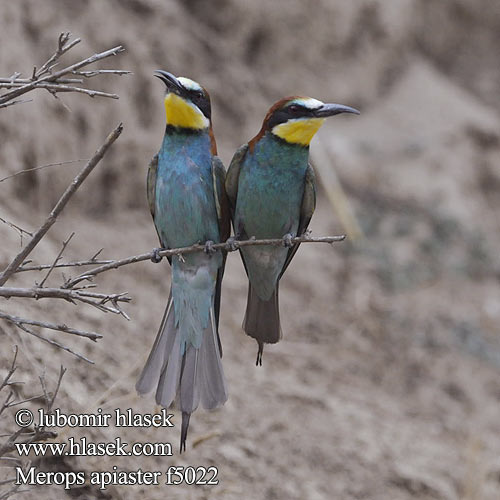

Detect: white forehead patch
[177, 77, 203, 92]
[290, 97, 324, 110]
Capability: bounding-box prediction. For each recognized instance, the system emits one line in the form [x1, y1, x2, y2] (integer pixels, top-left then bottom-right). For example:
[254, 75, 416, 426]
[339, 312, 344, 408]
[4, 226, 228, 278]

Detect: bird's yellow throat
[272, 118, 325, 146]
[164, 93, 209, 129]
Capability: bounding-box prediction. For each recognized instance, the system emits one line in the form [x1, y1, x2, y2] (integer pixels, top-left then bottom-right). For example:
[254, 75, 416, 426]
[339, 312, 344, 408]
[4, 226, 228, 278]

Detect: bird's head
[154, 70, 212, 131]
[250, 96, 359, 149]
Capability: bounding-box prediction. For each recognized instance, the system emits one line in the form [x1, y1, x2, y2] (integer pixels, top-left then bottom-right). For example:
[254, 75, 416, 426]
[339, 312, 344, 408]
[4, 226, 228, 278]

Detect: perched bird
[226, 96, 359, 365]
[136, 71, 229, 452]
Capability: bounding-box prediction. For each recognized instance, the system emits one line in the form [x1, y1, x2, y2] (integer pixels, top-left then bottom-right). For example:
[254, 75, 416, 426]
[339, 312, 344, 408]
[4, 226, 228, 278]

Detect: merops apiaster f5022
[226, 96, 359, 365]
[136, 71, 229, 452]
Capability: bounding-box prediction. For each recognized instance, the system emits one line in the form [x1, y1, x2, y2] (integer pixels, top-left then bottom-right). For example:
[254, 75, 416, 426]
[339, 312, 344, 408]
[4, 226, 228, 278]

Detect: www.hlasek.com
[13, 408, 219, 490]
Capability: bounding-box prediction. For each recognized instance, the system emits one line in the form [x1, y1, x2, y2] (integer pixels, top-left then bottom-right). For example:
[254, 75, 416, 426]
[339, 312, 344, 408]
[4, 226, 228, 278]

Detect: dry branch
[38, 232, 75, 287]
[16, 258, 113, 273]
[0, 311, 102, 342]
[58, 234, 345, 288]
[0, 159, 88, 183]
[0, 123, 123, 286]
[0, 32, 128, 106]
[0, 216, 32, 239]
[0, 362, 65, 465]
[0, 287, 130, 313]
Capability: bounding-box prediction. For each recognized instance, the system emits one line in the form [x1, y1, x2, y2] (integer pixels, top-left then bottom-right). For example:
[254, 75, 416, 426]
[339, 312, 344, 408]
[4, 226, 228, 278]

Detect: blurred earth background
[1, 0, 500, 499]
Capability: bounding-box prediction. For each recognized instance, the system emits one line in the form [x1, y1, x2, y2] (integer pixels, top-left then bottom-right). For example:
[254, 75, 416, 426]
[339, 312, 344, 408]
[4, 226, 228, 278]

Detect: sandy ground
[1, 1, 500, 499]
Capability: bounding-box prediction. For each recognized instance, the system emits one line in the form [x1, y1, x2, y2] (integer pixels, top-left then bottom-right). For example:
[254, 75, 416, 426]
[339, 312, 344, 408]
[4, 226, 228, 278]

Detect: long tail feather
[137, 291, 227, 453]
[136, 296, 175, 397]
[177, 308, 227, 452]
[243, 283, 281, 365]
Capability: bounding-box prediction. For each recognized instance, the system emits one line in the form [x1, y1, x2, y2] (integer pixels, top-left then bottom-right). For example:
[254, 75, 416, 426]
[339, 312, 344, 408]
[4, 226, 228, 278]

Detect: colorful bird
[136, 71, 229, 452]
[226, 96, 359, 365]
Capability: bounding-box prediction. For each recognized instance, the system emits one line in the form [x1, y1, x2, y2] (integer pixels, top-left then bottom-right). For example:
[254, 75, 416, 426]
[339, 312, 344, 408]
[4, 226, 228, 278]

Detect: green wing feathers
[211, 156, 230, 243]
[146, 153, 159, 221]
[225, 144, 248, 217]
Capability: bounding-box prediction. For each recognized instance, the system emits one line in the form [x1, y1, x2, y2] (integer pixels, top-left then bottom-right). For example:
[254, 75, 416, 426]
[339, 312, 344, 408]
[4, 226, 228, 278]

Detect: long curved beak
[154, 70, 183, 93]
[314, 103, 360, 118]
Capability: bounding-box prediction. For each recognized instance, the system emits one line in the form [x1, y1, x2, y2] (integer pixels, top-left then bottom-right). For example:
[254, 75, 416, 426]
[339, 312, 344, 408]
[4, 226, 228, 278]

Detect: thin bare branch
[0, 366, 66, 468]
[0, 346, 18, 394]
[0, 38, 125, 105]
[35, 32, 81, 78]
[62, 234, 346, 288]
[33, 82, 119, 99]
[0, 159, 88, 183]
[0, 216, 32, 238]
[38, 232, 75, 287]
[0, 78, 83, 86]
[0, 99, 32, 109]
[16, 323, 92, 363]
[0, 287, 130, 311]
[16, 258, 113, 273]
[73, 69, 132, 77]
[0, 123, 123, 286]
[0, 311, 102, 342]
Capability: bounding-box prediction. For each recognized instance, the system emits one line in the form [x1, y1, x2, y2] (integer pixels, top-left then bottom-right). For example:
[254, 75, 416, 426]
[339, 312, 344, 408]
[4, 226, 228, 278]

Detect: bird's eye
[288, 104, 300, 113]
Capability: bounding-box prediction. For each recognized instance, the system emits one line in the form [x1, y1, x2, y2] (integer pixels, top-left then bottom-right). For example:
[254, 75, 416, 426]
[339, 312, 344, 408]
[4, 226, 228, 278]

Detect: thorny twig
[0, 32, 129, 107]
[0, 123, 123, 286]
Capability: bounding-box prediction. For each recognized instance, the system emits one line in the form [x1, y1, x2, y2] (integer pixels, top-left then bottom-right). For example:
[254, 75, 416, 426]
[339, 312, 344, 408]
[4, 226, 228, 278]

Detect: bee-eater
[226, 96, 359, 365]
[136, 71, 229, 452]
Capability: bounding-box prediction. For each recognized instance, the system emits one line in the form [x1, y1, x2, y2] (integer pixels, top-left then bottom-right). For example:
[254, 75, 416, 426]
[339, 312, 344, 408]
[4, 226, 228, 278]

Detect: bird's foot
[151, 247, 165, 263]
[282, 233, 294, 248]
[225, 236, 239, 252]
[256, 342, 264, 366]
[204, 240, 217, 255]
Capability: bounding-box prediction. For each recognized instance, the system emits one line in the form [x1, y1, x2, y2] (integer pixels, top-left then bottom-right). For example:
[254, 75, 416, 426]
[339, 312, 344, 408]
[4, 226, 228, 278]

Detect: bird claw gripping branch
[151, 247, 164, 263]
[282, 233, 294, 248]
[224, 236, 239, 252]
[203, 240, 217, 255]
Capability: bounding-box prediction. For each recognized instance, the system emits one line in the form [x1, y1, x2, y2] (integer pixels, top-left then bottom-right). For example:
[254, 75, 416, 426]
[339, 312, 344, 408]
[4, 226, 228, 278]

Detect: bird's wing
[211, 156, 230, 351]
[146, 153, 159, 222]
[211, 155, 230, 243]
[280, 163, 317, 277]
[225, 144, 249, 218]
[146, 153, 168, 252]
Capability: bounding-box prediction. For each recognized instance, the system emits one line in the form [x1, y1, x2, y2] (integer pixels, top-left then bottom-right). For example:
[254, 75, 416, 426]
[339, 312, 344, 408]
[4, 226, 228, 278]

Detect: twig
[0, 366, 66, 464]
[0, 78, 83, 86]
[62, 234, 346, 288]
[72, 69, 131, 77]
[0, 35, 125, 105]
[0, 217, 32, 238]
[16, 258, 113, 273]
[0, 311, 102, 342]
[0, 159, 88, 183]
[35, 32, 80, 78]
[38, 232, 75, 287]
[0, 99, 32, 109]
[0, 346, 18, 394]
[0, 287, 130, 312]
[16, 323, 92, 363]
[0, 123, 123, 286]
[32, 82, 119, 99]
